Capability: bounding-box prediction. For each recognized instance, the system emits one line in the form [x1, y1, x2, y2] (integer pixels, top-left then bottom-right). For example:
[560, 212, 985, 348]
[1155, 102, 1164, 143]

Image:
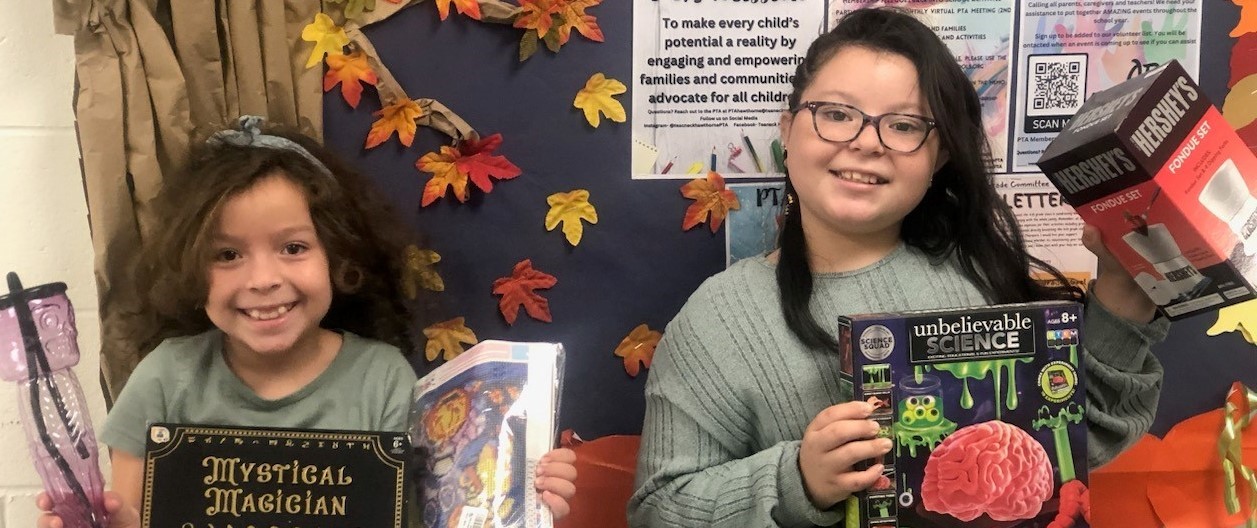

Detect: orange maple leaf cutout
[556, 0, 604, 44]
[365, 98, 423, 149]
[416, 146, 470, 206]
[681, 171, 741, 232]
[514, 0, 558, 38]
[323, 49, 378, 109]
[1234, 0, 1257, 37]
[614, 324, 662, 377]
[492, 259, 557, 325]
[456, 133, 522, 193]
[434, 0, 482, 21]
[423, 317, 478, 362]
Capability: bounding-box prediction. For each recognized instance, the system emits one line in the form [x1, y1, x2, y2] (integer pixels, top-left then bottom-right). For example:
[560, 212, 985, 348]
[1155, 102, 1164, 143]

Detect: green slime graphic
[871, 497, 892, 518]
[919, 358, 1034, 420]
[1033, 402, 1085, 482]
[895, 394, 957, 458]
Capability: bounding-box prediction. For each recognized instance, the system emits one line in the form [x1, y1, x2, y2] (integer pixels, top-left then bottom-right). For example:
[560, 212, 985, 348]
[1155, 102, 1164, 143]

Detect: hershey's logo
[1130, 76, 1199, 157]
[1052, 148, 1138, 194]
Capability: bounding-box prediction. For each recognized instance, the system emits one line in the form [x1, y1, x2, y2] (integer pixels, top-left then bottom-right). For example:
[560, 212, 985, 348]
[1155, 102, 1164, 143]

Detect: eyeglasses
[792, 101, 938, 153]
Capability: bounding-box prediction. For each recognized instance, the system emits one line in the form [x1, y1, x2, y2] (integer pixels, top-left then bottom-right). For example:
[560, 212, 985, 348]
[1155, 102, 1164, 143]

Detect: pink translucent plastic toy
[0, 273, 107, 528]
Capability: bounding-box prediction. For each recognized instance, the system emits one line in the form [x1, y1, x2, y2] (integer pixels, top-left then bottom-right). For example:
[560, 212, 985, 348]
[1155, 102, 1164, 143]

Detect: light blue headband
[208, 115, 332, 177]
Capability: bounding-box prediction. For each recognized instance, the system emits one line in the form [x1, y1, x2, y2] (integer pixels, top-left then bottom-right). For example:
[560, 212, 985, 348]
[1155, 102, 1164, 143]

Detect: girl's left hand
[535, 448, 578, 519]
[1082, 224, 1157, 323]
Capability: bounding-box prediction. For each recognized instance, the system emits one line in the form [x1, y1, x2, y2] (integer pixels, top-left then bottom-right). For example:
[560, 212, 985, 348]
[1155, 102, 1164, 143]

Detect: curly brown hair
[119, 121, 424, 358]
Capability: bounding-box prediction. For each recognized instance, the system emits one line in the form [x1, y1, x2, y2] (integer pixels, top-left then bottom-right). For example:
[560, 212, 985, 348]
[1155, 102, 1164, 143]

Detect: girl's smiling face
[779, 46, 947, 241]
[204, 172, 333, 362]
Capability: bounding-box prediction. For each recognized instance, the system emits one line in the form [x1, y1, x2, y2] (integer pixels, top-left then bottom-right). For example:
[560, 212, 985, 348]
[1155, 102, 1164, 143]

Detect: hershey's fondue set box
[1038, 59, 1257, 319]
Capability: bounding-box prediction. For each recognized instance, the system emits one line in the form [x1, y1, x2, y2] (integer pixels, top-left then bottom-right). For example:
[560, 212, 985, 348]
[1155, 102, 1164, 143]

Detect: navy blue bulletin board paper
[141, 424, 410, 527]
[321, 1, 1257, 442]
[323, 0, 730, 440]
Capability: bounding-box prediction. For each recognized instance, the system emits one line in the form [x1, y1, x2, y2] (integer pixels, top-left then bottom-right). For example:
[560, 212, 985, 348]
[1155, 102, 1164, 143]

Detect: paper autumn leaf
[681, 171, 741, 233]
[556, 0, 604, 44]
[365, 98, 423, 149]
[456, 134, 522, 193]
[492, 260, 557, 325]
[328, 0, 376, 20]
[323, 50, 378, 109]
[301, 13, 350, 69]
[434, 0, 482, 21]
[1208, 299, 1257, 345]
[573, 73, 626, 127]
[614, 324, 662, 377]
[417, 146, 470, 206]
[417, 134, 521, 206]
[544, 190, 598, 246]
[514, 0, 558, 39]
[423, 317, 478, 362]
[401, 245, 444, 298]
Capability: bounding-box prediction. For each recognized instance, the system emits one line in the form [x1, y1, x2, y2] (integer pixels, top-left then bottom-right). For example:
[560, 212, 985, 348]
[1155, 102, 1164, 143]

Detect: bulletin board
[319, 0, 1257, 441]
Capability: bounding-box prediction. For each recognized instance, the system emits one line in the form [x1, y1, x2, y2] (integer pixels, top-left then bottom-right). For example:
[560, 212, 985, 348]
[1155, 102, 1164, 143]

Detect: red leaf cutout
[491, 259, 557, 325]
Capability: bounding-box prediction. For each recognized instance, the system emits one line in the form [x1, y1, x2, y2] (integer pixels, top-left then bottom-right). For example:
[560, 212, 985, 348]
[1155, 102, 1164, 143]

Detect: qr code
[1026, 54, 1088, 117]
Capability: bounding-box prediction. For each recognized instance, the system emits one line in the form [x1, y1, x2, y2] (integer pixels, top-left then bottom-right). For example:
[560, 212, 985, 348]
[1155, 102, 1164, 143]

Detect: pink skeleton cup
[0, 273, 107, 528]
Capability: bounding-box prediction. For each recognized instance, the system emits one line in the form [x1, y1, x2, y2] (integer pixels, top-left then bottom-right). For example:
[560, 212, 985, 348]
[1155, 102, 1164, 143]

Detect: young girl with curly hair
[38, 116, 577, 527]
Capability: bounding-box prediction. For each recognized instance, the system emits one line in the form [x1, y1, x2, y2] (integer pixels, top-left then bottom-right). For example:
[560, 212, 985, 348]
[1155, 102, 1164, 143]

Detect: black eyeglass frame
[792, 101, 939, 153]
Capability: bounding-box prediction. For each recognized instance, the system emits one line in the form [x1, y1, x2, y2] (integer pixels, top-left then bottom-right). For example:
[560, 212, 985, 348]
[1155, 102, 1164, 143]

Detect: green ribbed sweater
[628, 244, 1169, 528]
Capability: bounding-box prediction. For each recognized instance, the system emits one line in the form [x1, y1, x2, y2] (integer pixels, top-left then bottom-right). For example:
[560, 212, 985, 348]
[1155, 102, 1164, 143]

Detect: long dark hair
[120, 121, 426, 358]
[777, 8, 1082, 352]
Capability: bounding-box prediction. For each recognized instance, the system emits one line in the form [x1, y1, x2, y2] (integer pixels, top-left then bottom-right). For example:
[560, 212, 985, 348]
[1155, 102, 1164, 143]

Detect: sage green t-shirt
[101, 329, 417, 457]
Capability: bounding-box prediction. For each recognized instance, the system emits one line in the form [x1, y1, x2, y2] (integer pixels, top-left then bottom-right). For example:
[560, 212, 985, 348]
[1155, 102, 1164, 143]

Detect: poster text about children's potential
[631, 0, 824, 179]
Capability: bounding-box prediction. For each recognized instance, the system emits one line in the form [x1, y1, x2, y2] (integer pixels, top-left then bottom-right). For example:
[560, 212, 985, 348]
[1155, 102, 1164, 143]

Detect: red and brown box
[1038, 59, 1257, 320]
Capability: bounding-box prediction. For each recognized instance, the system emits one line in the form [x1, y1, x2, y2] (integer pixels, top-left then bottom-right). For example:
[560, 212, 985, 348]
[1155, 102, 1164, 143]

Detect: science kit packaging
[1038, 59, 1257, 319]
[842, 301, 1088, 528]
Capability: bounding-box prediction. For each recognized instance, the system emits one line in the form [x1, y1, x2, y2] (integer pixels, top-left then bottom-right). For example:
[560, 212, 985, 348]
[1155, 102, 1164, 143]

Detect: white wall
[0, 1, 111, 525]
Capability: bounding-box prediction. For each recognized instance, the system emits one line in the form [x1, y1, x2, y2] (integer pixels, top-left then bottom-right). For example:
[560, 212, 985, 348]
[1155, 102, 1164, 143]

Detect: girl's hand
[535, 447, 577, 519]
[36, 490, 140, 528]
[1082, 224, 1157, 324]
[799, 401, 889, 509]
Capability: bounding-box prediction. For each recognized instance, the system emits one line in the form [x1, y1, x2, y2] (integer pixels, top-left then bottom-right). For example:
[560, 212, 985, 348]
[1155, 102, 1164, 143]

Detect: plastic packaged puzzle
[412, 340, 564, 528]
[841, 301, 1088, 528]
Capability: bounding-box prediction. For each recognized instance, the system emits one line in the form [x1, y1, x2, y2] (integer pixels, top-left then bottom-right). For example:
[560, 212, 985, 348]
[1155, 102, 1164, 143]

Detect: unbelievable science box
[1038, 59, 1257, 319]
[842, 302, 1088, 528]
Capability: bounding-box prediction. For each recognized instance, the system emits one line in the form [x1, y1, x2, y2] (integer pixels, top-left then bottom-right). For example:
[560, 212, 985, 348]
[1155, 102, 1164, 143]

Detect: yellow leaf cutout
[423, 317, 479, 362]
[402, 245, 444, 299]
[544, 189, 598, 246]
[1222, 74, 1257, 132]
[614, 324, 662, 377]
[301, 13, 350, 69]
[573, 73, 626, 127]
[1208, 299, 1257, 345]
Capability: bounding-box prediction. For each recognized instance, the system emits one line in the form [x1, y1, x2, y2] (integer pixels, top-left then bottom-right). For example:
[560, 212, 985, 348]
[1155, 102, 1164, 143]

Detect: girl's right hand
[798, 400, 892, 509]
[35, 491, 139, 528]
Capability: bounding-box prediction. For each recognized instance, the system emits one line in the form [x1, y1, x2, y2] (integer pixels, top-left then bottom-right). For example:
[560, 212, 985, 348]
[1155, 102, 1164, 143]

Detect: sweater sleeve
[628, 307, 842, 528]
[1080, 294, 1169, 468]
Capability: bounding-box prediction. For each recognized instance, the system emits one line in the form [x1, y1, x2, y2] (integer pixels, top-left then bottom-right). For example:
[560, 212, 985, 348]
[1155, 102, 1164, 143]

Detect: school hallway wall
[0, 0, 111, 525]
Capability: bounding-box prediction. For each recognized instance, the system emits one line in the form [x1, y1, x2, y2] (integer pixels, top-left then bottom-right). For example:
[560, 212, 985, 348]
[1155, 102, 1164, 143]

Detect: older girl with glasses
[629, 7, 1167, 528]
